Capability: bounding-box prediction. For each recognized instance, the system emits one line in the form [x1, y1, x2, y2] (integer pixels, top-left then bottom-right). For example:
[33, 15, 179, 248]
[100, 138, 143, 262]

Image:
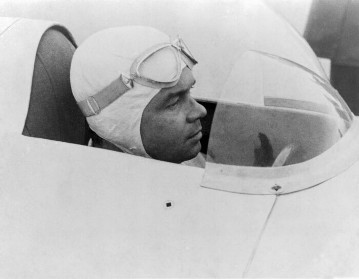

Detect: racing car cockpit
[11, 14, 356, 197]
[22, 23, 353, 169]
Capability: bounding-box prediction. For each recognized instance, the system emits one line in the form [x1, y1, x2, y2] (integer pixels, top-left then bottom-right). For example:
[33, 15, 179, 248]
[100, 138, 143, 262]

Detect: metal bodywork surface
[0, 135, 276, 277]
[247, 160, 359, 276]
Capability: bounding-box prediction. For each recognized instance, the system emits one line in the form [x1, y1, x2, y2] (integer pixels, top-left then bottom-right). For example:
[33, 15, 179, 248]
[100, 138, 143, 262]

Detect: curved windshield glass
[206, 51, 353, 168]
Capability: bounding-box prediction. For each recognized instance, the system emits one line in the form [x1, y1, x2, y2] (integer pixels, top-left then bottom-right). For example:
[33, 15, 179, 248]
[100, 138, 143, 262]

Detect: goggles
[78, 36, 198, 117]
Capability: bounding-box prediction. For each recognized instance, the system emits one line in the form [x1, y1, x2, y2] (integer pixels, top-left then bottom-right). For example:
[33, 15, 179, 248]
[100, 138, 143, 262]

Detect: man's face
[140, 67, 207, 163]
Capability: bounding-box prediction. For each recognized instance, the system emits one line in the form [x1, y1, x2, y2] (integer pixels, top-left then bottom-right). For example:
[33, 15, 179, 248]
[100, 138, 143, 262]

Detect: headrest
[23, 28, 90, 145]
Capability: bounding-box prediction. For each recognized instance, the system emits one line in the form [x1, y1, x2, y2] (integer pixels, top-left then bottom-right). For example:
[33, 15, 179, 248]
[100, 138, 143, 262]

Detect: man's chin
[159, 142, 202, 164]
[182, 141, 202, 162]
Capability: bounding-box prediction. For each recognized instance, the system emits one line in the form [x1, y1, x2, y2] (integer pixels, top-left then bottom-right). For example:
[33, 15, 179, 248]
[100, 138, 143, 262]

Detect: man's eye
[168, 99, 179, 109]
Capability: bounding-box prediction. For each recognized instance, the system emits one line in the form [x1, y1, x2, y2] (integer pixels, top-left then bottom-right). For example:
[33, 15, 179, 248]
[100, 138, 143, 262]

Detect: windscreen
[206, 51, 353, 168]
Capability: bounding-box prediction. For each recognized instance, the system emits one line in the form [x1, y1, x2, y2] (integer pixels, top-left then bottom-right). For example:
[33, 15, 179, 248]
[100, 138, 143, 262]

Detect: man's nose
[186, 97, 207, 123]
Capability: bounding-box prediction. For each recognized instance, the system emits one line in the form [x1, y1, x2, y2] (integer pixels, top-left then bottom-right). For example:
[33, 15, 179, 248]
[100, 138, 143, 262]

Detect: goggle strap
[77, 74, 131, 117]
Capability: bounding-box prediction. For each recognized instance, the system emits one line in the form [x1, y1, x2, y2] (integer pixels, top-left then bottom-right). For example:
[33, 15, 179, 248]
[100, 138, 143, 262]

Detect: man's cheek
[158, 117, 179, 131]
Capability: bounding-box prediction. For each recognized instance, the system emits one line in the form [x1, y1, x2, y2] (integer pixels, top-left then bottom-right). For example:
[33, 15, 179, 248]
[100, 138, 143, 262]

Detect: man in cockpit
[70, 26, 207, 167]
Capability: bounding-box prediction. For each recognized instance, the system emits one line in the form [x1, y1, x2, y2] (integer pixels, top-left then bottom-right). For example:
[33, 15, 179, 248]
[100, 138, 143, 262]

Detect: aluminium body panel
[0, 134, 276, 277]
[247, 157, 359, 277]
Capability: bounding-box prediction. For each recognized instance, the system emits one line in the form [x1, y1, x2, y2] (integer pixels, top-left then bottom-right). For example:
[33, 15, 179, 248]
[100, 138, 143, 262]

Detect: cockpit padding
[197, 99, 216, 154]
[22, 28, 90, 145]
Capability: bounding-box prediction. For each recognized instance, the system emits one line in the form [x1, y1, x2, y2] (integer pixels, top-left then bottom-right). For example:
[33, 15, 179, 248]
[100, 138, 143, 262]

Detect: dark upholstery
[330, 64, 359, 115]
[304, 0, 359, 115]
[22, 28, 90, 145]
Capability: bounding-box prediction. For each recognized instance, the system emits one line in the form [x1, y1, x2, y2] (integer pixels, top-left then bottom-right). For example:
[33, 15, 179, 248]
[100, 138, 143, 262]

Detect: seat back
[22, 27, 89, 145]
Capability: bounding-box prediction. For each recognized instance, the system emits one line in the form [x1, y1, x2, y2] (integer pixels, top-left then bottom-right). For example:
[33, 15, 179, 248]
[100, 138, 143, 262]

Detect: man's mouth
[188, 128, 202, 140]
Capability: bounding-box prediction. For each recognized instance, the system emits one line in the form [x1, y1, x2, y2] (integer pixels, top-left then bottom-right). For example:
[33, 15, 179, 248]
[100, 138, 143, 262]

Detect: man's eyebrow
[173, 79, 196, 96]
[161, 79, 197, 104]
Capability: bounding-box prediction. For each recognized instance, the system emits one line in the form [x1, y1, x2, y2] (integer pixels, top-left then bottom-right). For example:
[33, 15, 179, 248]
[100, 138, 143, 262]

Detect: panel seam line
[242, 194, 279, 277]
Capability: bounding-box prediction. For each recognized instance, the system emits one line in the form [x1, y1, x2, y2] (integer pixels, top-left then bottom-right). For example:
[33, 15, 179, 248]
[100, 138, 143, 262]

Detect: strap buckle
[86, 96, 101, 115]
[121, 73, 133, 89]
